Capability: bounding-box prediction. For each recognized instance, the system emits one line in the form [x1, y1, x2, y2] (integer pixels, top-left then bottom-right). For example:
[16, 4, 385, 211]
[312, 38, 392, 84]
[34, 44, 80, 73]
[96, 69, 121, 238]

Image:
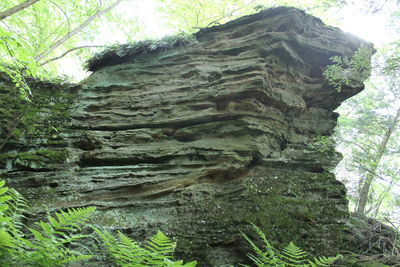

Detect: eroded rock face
[1, 7, 373, 266]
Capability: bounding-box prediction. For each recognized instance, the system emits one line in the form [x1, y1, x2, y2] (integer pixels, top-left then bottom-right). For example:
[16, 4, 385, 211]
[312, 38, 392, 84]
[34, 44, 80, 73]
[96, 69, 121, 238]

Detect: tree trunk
[355, 107, 400, 215]
[35, 0, 123, 62]
[0, 0, 41, 21]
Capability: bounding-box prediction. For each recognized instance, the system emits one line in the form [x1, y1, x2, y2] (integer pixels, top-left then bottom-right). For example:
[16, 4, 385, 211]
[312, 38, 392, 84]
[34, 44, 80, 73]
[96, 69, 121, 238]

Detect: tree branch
[35, 0, 123, 61]
[49, 0, 71, 33]
[40, 45, 105, 66]
[0, 0, 41, 21]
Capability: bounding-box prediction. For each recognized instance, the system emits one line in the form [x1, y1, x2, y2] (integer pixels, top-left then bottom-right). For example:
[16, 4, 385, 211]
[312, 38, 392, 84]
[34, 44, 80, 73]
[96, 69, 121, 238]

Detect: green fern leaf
[308, 254, 342, 266]
[0, 203, 9, 212]
[281, 241, 308, 265]
[243, 223, 341, 267]
[0, 186, 8, 196]
[146, 231, 175, 257]
[0, 229, 15, 250]
[5, 189, 27, 233]
[94, 227, 147, 266]
[241, 224, 283, 266]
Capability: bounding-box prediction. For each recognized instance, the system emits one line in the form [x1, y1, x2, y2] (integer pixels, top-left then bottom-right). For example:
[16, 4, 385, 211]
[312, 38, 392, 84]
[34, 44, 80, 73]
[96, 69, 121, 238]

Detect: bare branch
[0, 0, 41, 21]
[35, 0, 123, 61]
[40, 45, 105, 66]
[204, 0, 257, 28]
[49, 0, 70, 33]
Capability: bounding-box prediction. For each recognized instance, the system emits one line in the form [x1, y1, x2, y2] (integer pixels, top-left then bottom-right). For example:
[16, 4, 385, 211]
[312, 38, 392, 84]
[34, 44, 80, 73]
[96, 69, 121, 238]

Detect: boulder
[1, 7, 374, 266]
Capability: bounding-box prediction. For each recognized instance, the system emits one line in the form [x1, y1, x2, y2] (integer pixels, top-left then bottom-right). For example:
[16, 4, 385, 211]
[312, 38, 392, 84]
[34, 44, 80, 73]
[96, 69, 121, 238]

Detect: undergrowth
[95, 228, 197, 266]
[0, 180, 341, 266]
[0, 180, 94, 266]
[241, 224, 342, 267]
[0, 179, 196, 267]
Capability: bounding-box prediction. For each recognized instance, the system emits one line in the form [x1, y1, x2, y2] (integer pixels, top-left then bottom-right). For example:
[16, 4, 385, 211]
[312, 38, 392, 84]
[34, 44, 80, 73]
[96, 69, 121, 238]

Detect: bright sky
[60, 0, 398, 81]
[337, 1, 398, 45]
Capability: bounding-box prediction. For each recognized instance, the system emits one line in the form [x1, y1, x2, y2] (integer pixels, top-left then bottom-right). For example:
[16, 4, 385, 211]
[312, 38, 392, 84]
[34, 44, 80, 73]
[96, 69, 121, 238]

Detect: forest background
[0, 0, 399, 226]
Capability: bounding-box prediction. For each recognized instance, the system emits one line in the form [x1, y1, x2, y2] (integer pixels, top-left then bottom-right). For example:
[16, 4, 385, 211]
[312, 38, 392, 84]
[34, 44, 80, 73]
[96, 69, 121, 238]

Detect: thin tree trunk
[36, 0, 123, 62]
[0, 0, 41, 21]
[355, 107, 400, 215]
[367, 179, 397, 218]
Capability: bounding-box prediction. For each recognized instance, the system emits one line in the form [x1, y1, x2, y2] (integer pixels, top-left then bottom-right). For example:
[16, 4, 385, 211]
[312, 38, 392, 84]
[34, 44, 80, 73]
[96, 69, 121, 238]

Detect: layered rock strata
[1, 7, 373, 266]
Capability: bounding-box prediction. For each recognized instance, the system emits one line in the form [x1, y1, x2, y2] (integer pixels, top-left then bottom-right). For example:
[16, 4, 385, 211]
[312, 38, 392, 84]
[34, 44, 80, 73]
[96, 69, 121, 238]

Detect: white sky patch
[337, 1, 398, 45]
[58, 0, 172, 81]
[340, 13, 387, 44]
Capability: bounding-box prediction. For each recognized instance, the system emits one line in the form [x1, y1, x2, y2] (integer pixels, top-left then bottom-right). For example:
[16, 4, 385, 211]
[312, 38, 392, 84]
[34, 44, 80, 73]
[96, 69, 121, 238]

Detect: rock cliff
[1, 7, 373, 266]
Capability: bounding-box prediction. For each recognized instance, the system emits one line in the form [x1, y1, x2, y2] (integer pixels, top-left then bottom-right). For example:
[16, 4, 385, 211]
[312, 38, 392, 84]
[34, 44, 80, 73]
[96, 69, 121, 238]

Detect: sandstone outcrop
[0, 7, 373, 266]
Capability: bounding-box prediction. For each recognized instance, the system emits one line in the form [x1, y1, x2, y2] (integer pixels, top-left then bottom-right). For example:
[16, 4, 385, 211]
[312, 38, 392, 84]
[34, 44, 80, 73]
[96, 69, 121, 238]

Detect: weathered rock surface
[1, 7, 374, 266]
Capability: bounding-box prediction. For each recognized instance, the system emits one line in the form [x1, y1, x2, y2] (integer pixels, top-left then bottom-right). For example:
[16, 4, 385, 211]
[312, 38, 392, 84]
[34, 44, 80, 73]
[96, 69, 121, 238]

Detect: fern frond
[0, 180, 12, 208]
[0, 180, 8, 195]
[0, 229, 15, 250]
[281, 241, 308, 266]
[51, 207, 96, 231]
[24, 207, 96, 266]
[94, 227, 147, 265]
[242, 223, 341, 267]
[241, 224, 282, 266]
[308, 254, 342, 266]
[163, 259, 198, 267]
[116, 231, 147, 264]
[95, 228, 195, 267]
[5, 189, 28, 233]
[146, 231, 175, 258]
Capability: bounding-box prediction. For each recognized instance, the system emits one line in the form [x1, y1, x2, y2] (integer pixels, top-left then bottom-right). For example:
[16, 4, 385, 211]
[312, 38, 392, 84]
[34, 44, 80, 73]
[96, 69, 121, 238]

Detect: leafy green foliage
[19, 207, 95, 267]
[0, 179, 96, 267]
[156, 0, 345, 33]
[241, 224, 341, 267]
[0, 26, 38, 98]
[323, 47, 374, 92]
[334, 75, 400, 217]
[0, 0, 128, 94]
[1, 179, 197, 267]
[0, 77, 73, 159]
[383, 41, 400, 76]
[95, 228, 197, 267]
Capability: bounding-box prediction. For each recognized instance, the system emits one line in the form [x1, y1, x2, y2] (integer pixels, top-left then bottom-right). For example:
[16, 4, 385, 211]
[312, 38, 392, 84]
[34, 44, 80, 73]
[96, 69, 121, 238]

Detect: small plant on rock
[323, 46, 374, 92]
[305, 135, 336, 157]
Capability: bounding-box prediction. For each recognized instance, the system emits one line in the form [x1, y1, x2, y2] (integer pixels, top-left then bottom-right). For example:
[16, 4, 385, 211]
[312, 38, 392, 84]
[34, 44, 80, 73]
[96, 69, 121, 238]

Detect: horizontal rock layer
[1, 7, 373, 266]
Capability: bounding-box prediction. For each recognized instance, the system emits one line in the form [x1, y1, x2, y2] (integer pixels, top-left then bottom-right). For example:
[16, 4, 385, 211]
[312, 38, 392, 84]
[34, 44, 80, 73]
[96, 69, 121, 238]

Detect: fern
[281, 242, 308, 266]
[0, 179, 96, 267]
[145, 231, 176, 264]
[4, 188, 28, 234]
[95, 228, 197, 267]
[241, 224, 341, 267]
[11, 207, 95, 267]
[0, 180, 16, 258]
[94, 228, 147, 266]
[241, 225, 283, 266]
